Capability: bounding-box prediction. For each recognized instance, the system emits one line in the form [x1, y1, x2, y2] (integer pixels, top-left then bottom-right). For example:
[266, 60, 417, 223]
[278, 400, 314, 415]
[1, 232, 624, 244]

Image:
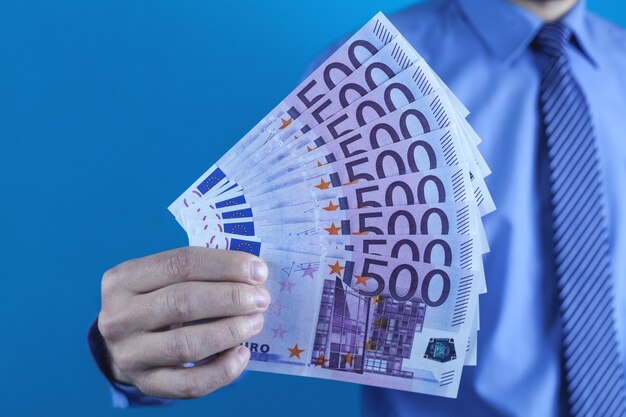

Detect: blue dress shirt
[89, 0, 626, 414]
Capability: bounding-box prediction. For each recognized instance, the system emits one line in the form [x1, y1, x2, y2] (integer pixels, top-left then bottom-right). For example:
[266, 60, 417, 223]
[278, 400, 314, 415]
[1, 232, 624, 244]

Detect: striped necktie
[533, 22, 626, 416]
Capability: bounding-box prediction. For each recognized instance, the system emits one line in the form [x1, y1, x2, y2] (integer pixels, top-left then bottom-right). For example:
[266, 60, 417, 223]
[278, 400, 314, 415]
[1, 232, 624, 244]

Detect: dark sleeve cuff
[87, 318, 176, 408]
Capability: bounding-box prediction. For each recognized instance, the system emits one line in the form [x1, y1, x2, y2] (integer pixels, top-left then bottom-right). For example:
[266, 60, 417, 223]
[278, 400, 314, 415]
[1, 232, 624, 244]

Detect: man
[90, 0, 626, 415]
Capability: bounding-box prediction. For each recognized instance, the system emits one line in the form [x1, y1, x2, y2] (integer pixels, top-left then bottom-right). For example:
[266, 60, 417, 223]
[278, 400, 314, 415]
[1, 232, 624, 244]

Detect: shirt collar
[457, 0, 598, 67]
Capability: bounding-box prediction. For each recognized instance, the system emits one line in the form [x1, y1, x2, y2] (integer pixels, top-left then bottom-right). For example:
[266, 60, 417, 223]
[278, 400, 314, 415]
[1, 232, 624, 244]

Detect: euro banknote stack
[168, 12, 495, 398]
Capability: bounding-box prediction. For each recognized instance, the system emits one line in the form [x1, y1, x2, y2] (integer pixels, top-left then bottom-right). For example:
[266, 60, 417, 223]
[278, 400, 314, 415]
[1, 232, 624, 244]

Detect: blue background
[1, 1, 624, 416]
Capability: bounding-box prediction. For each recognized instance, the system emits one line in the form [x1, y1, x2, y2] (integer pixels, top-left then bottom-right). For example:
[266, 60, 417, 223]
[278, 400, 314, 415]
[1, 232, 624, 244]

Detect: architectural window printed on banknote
[168, 12, 494, 398]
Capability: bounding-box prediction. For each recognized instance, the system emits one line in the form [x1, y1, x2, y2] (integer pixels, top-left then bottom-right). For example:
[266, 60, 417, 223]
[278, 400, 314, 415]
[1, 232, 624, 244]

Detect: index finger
[111, 247, 268, 294]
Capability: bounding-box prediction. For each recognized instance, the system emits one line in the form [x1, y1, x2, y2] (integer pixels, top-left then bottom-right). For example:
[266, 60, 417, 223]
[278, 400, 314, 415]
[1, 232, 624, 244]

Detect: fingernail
[250, 260, 268, 283]
[248, 313, 264, 331]
[236, 346, 250, 363]
[255, 287, 271, 309]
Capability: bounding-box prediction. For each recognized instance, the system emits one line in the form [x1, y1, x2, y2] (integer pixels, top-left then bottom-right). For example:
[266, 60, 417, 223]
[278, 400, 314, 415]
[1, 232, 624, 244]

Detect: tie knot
[533, 22, 571, 57]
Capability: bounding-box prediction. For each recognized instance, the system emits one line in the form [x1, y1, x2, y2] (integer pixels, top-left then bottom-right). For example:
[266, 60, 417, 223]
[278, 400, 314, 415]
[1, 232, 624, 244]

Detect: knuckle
[167, 329, 199, 363]
[236, 255, 255, 279]
[164, 248, 193, 279]
[224, 317, 248, 342]
[228, 285, 250, 310]
[101, 266, 124, 298]
[164, 285, 191, 322]
[220, 358, 241, 382]
[98, 310, 128, 340]
[210, 359, 241, 389]
[222, 251, 253, 280]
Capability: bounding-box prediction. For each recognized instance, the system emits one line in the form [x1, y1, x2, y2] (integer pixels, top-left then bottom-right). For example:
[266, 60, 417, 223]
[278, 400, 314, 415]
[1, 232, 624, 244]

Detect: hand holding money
[97, 248, 270, 398]
[166, 12, 494, 398]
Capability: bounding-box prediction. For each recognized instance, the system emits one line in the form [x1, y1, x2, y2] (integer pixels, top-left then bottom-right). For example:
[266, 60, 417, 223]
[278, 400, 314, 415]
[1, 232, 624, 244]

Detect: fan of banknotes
[168, 12, 494, 398]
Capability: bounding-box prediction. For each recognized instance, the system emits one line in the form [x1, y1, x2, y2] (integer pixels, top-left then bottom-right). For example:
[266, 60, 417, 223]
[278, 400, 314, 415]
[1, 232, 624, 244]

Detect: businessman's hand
[97, 247, 270, 399]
